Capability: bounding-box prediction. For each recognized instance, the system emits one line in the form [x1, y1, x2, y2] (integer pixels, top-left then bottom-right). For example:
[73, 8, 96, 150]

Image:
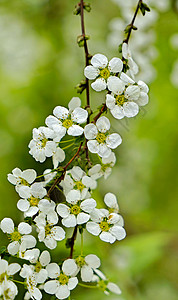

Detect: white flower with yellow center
[106, 72, 149, 119]
[0, 218, 36, 256]
[45, 97, 88, 141]
[34, 211, 65, 250]
[17, 182, 47, 217]
[44, 259, 78, 299]
[84, 116, 122, 158]
[86, 208, 126, 243]
[24, 249, 52, 284]
[104, 192, 119, 213]
[57, 190, 96, 228]
[0, 258, 21, 300]
[88, 152, 116, 180]
[84, 53, 123, 91]
[92, 269, 121, 295]
[20, 264, 42, 300]
[74, 254, 100, 282]
[61, 166, 97, 199]
[28, 126, 60, 163]
[7, 168, 37, 193]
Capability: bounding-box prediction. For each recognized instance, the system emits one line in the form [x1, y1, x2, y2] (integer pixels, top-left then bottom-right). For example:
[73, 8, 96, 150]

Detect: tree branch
[124, 0, 142, 44]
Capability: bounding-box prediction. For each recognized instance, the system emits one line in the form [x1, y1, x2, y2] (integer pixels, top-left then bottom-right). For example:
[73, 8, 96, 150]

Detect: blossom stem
[81, 231, 84, 256]
[78, 283, 98, 289]
[69, 225, 78, 258]
[61, 142, 74, 150]
[12, 280, 25, 285]
[124, 0, 143, 44]
[93, 103, 107, 123]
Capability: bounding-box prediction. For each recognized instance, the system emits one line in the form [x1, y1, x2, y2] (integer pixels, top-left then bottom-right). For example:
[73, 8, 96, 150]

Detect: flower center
[75, 256, 86, 267]
[35, 261, 43, 273]
[96, 133, 106, 144]
[0, 273, 6, 283]
[45, 223, 52, 236]
[19, 177, 30, 186]
[70, 205, 81, 215]
[98, 280, 107, 291]
[100, 68, 110, 79]
[29, 196, 39, 206]
[41, 137, 48, 148]
[101, 163, 110, 172]
[58, 273, 69, 285]
[75, 181, 85, 191]
[99, 221, 110, 232]
[10, 231, 21, 242]
[62, 119, 73, 129]
[115, 95, 127, 106]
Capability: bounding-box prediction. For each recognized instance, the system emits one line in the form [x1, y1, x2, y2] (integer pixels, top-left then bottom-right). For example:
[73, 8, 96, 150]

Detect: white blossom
[84, 53, 123, 91]
[34, 212, 65, 250]
[106, 72, 149, 119]
[45, 98, 88, 141]
[28, 126, 60, 163]
[88, 152, 116, 180]
[92, 269, 121, 295]
[44, 259, 78, 299]
[84, 116, 122, 158]
[0, 278, 19, 300]
[7, 168, 37, 193]
[20, 264, 42, 300]
[61, 166, 97, 198]
[86, 207, 126, 243]
[74, 254, 101, 282]
[122, 42, 139, 78]
[57, 190, 96, 228]
[0, 218, 36, 256]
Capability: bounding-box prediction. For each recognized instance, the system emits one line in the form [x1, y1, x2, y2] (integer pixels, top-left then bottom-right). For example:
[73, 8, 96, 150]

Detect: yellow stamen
[100, 68, 110, 79]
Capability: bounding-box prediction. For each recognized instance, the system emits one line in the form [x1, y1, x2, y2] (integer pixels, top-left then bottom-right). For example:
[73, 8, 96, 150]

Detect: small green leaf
[0, 246, 6, 254]
[139, 2, 150, 16]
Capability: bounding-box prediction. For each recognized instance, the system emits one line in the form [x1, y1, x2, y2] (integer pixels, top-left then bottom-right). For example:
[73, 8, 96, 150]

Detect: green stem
[12, 280, 25, 285]
[59, 139, 75, 144]
[62, 143, 74, 150]
[81, 231, 84, 256]
[78, 283, 97, 289]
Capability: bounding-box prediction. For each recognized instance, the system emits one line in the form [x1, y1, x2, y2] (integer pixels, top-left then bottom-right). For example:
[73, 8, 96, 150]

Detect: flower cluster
[0, 1, 150, 299]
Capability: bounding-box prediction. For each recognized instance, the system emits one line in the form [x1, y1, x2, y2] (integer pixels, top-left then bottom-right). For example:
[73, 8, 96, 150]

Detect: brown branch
[123, 0, 142, 44]
[93, 103, 107, 123]
[69, 225, 78, 258]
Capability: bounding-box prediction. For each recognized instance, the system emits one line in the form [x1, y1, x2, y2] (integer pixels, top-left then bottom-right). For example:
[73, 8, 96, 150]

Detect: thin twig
[124, 0, 142, 44]
[69, 225, 78, 258]
[93, 103, 107, 123]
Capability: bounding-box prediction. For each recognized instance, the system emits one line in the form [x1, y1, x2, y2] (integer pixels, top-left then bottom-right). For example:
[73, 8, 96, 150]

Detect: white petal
[107, 282, 121, 294]
[18, 222, 32, 235]
[120, 72, 135, 84]
[7, 241, 19, 255]
[68, 97, 81, 112]
[18, 186, 31, 198]
[104, 193, 118, 209]
[25, 206, 39, 217]
[106, 133, 122, 149]
[7, 174, 17, 185]
[136, 92, 149, 106]
[84, 65, 99, 80]
[57, 204, 70, 218]
[22, 169, 37, 184]
[31, 287, 42, 300]
[36, 269, 48, 283]
[46, 263, 60, 278]
[62, 259, 77, 276]
[56, 285, 70, 299]
[86, 222, 101, 236]
[44, 280, 59, 294]
[137, 80, 149, 93]
[123, 102, 139, 117]
[91, 78, 106, 91]
[77, 212, 90, 224]
[87, 140, 99, 154]
[0, 259, 8, 273]
[21, 235, 36, 248]
[81, 265, 93, 282]
[66, 190, 80, 204]
[91, 54, 108, 68]
[71, 166, 84, 181]
[68, 277, 78, 290]
[24, 249, 40, 263]
[85, 254, 101, 269]
[62, 215, 77, 228]
[45, 115, 60, 128]
[98, 144, 111, 158]
[44, 236, 57, 249]
[125, 85, 140, 101]
[51, 226, 65, 241]
[84, 124, 98, 140]
[122, 42, 129, 59]
[107, 76, 125, 94]
[71, 107, 88, 124]
[80, 198, 96, 213]
[96, 116, 110, 133]
[82, 176, 97, 189]
[12, 167, 22, 177]
[108, 57, 123, 73]
[52, 147, 65, 168]
[0, 218, 14, 233]
[17, 199, 30, 212]
[111, 105, 124, 119]
[109, 225, 126, 241]
[7, 263, 21, 275]
[40, 250, 51, 266]
[106, 94, 115, 109]
[53, 106, 69, 119]
[99, 232, 116, 243]
[67, 125, 84, 136]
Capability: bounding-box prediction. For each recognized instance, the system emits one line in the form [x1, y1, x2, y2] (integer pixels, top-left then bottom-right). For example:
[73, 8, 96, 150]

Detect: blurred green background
[0, 0, 178, 299]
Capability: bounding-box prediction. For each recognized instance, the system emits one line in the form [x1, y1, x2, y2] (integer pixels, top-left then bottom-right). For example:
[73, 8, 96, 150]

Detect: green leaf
[139, 2, 151, 16]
